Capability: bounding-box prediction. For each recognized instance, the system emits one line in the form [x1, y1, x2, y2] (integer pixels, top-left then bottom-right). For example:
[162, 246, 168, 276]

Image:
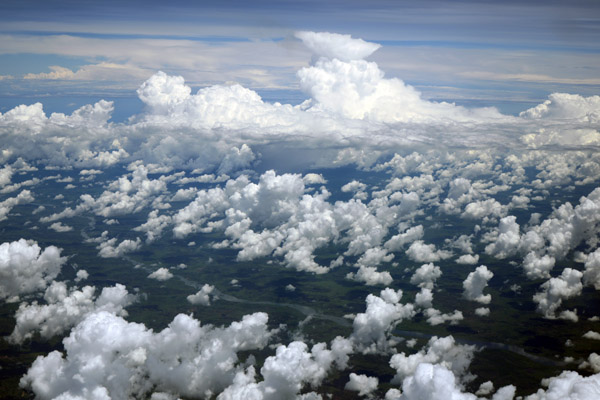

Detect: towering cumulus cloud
[0, 31, 598, 173]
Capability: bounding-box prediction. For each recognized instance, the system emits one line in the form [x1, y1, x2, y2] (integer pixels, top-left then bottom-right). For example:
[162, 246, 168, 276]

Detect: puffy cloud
[385, 225, 424, 252]
[423, 308, 464, 326]
[49, 221, 73, 232]
[218, 338, 351, 400]
[524, 370, 600, 400]
[346, 265, 393, 286]
[134, 210, 172, 243]
[9, 282, 134, 344]
[148, 267, 173, 281]
[475, 307, 490, 317]
[187, 284, 215, 306]
[456, 254, 479, 265]
[0, 189, 34, 221]
[520, 93, 600, 122]
[484, 216, 520, 259]
[390, 336, 476, 384]
[583, 248, 600, 290]
[461, 199, 505, 221]
[21, 311, 274, 399]
[303, 173, 327, 185]
[351, 288, 415, 354]
[522, 252, 556, 280]
[41, 164, 167, 223]
[406, 241, 452, 263]
[533, 268, 583, 320]
[410, 263, 442, 290]
[583, 331, 600, 340]
[345, 373, 378, 397]
[97, 236, 142, 258]
[462, 265, 494, 304]
[0, 239, 66, 301]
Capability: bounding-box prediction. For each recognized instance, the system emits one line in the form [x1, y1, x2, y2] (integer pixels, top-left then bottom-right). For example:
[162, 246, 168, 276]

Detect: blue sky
[1, 0, 599, 116]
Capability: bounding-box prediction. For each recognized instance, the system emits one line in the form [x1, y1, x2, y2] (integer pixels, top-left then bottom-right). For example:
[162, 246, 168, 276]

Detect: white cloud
[148, 267, 173, 281]
[0, 190, 34, 221]
[21, 311, 274, 399]
[389, 336, 476, 384]
[583, 331, 600, 341]
[187, 284, 215, 306]
[351, 288, 415, 354]
[345, 373, 378, 397]
[9, 282, 135, 344]
[533, 268, 583, 320]
[0, 239, 66, 301]
[410, 263, 442, 290]
[525, 370, 600, 400]
[98, 237, 142, 258]
[456, 254, 479, 265]
[218, 338, 351, 400]
[462, 265, 494, 304]
[49, 221, 73, 232]
[406, 241, 452, 263]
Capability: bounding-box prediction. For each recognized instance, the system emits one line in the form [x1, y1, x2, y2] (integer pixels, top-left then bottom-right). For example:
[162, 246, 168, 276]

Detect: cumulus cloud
[148, 267, 173, 281]
[218, 337, 352, 400]
[406, 241, 452, 263]
[21, 311, 274, 399]
[462, 265, 494, 304]
[0, 190, 34, 221]
[98, 236, 142, 258]
[410, 263, 442, 290]
[533, 268, 583, 320]
[0, 239, 66, 301]
[345, 373, 378, 397]
[9, 282, 135, 344]
[389, 336, 476, 384]
[187, 284, 215, 306]
[524, 370, 600, 399]
[351, 288, 415, 354]
[1, 31, 599, 177]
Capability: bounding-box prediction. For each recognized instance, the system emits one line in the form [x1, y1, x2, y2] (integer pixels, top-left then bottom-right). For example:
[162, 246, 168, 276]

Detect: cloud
[187, 284, 215, 306]
[9, 282, 134, 344]
[2, 31, 600, 176]
[410, 263, 442, 290]
[533, 268, 583, 321]
[148, 267, 173, 281]
[98, 236, 142, 258]
[406, 241, 452, 263]
[351, 288, 415, 354]
[0, 239, 66, 301]
[0, 190, 34, 221]
[525, 370, 600, 400]
[295, 31, 380, 62]
[345, 373, 379, 397]
[462, 265, 494, 304]
[21, 311, 274, 399]
[49, 221, 73, 232]
[389, 336, 476, 385]
[218, 338, 352, 400]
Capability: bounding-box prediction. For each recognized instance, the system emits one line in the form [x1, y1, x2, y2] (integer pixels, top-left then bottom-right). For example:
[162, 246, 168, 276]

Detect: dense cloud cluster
[0, 32, 598, 174]
[0, 239, 66, 301]
[9, 282, 135, 343]
[21, 311, 274, 399]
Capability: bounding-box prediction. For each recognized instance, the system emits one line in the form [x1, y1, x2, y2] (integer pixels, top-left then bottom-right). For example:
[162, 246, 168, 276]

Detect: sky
[1, 2, 600, 400]
[1, 0, 600, 116]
